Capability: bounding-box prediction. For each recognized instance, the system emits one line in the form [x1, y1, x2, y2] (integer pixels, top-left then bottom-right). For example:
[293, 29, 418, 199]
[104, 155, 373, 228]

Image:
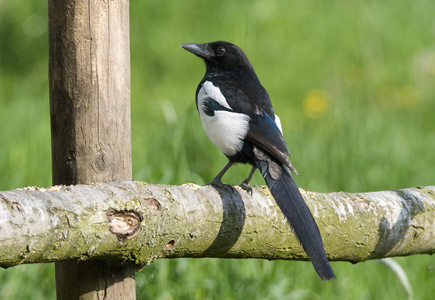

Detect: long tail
[254, 156, 336, 281]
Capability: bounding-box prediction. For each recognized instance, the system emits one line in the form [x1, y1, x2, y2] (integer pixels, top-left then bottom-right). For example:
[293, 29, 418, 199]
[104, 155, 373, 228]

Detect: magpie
[181, 41, 335, 281]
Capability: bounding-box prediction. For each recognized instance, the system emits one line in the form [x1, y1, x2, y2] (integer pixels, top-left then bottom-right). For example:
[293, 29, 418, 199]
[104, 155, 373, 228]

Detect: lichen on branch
[0, 180, 434, 269]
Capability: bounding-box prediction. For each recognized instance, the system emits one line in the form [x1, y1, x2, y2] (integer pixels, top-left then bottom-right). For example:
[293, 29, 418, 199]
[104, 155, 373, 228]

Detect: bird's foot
[208, 178, 232, 190]
[239, 181, 253, 196]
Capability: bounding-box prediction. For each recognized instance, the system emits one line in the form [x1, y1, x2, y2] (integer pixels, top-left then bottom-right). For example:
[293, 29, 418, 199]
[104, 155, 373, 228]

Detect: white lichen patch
[181, 183, 201, 190]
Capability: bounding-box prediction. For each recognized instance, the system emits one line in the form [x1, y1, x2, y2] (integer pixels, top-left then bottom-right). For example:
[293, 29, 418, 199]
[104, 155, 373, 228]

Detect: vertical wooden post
[48, 0, 135, 299]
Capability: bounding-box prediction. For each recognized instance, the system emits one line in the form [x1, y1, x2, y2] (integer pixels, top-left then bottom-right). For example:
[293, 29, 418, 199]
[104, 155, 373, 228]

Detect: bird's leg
[208, 161, 233, 189]
[239, 166, 257, 195]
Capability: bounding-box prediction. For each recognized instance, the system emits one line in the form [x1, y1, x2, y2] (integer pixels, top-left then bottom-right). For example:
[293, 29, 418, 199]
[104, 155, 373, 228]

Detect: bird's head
[181, 41, 255, 74]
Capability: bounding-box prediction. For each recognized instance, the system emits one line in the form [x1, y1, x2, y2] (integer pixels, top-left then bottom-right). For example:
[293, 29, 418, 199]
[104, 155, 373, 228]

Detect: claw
[238, 166, 257, 196]
[239, 182, 253, 195]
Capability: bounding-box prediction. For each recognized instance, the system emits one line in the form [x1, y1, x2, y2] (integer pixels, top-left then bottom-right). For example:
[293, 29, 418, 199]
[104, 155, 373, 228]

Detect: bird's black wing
[246, 112, 298, 175]
[214, 78, 297, 173]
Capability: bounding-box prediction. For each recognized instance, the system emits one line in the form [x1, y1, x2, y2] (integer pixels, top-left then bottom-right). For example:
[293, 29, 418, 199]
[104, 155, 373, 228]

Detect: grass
[1, 0, 435, 299]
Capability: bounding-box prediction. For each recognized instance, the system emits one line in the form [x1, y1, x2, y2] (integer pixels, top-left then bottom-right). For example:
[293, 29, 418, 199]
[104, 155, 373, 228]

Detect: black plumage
[182, 41, 335, 281]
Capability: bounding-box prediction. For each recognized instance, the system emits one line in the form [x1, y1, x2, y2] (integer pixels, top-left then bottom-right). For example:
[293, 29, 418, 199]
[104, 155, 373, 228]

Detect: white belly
[197, 81, 251, 156]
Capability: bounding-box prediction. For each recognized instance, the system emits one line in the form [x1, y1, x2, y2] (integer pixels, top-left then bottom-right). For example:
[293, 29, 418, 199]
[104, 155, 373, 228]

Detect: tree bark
[48, 0, 134, 299]
[1, 181, 434, 268]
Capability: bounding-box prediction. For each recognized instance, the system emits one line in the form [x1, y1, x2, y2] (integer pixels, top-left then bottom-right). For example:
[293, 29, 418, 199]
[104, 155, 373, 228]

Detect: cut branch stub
[107, 209, 143, 244]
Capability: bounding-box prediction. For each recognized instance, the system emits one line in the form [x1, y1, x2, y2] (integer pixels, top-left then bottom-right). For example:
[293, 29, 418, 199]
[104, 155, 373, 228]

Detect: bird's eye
[216, 46, 226, 56]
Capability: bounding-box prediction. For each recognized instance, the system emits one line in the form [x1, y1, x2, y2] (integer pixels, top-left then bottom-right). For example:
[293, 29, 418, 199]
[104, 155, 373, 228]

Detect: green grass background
[1, 0, 435, 299]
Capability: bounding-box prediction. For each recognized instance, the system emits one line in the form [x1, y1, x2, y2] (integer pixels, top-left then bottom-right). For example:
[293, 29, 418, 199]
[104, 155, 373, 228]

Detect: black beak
[181, 43, 211, 60]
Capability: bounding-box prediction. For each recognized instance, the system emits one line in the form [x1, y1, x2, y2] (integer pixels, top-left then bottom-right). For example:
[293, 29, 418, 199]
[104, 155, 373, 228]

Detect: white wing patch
[274, 114, 283, 134]
[197, 81, 251, 156]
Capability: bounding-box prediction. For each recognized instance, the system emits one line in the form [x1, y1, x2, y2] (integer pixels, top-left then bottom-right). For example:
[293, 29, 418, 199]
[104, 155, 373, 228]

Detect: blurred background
[1, 0, 435, 299]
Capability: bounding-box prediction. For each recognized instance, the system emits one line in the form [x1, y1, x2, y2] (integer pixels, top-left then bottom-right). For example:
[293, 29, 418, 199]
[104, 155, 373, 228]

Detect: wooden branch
[1, 180, 434, 269]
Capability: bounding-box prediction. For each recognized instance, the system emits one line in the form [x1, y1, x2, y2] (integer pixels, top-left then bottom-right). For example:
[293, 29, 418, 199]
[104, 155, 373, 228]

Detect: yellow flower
[303, 90, 328, 118]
